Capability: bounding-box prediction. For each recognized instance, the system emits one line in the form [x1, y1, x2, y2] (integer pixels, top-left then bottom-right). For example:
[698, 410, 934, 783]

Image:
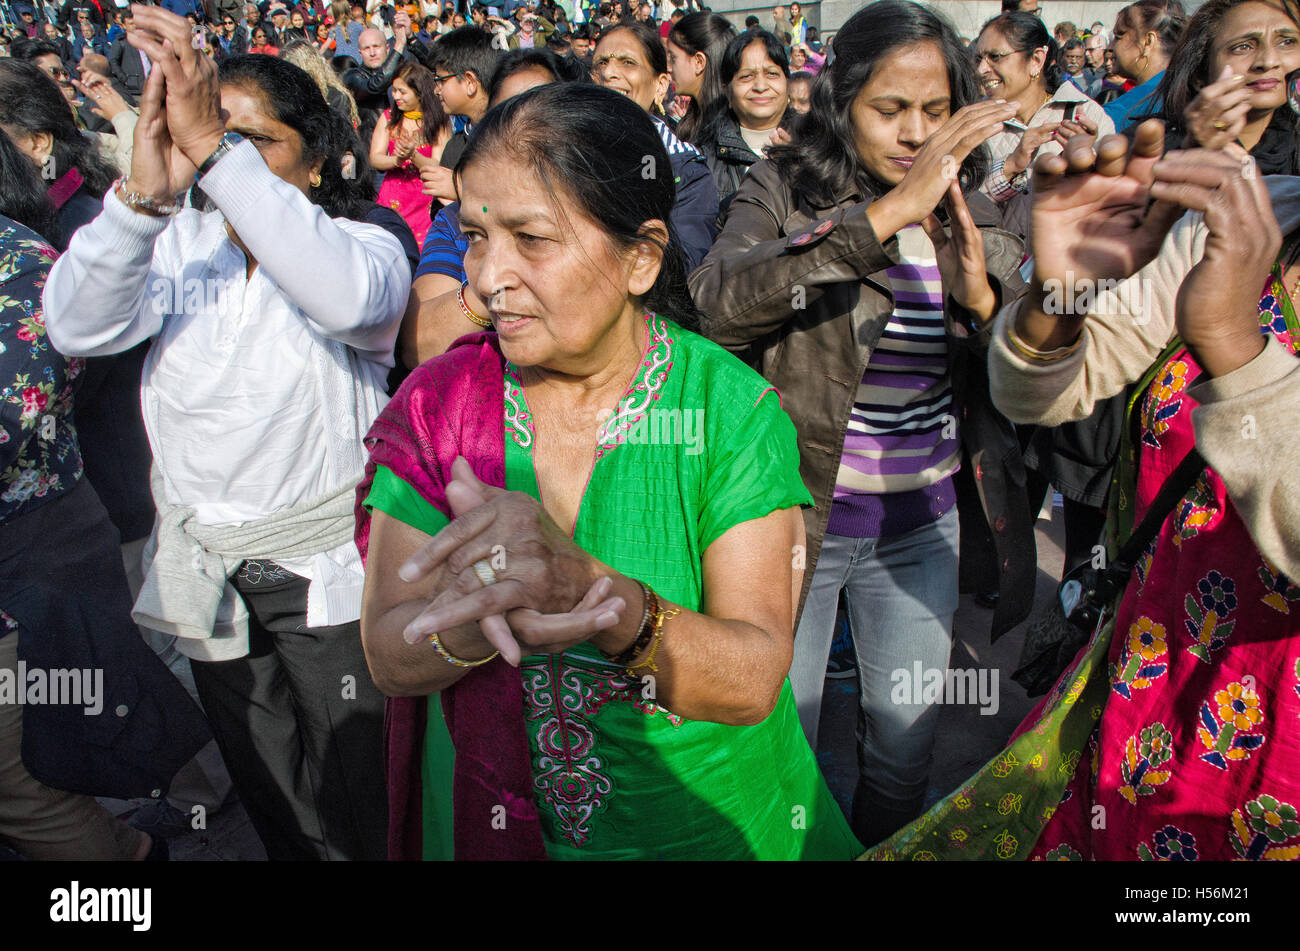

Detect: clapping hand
[1003, 122, 1061, 179]
[1014, 119, 1187, 349]
[127, 4, 226, 168]
[923, 180, 996, 322]
[398, 458, 626, 665]
[873, 98, 1019, 238]
[74, 72, 130, 121]
[1028, 119, 1185, 293]
[1150, 148, 1277, 378]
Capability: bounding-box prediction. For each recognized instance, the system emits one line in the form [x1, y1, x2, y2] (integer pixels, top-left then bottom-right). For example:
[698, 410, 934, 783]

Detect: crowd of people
[1, 0, 1298, 863]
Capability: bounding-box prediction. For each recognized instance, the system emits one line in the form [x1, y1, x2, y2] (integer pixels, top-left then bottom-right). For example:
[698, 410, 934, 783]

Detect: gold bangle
[458, 281, 491, 327]
[427, 629, 498, 668]
[1006, 321, 1082, 363]
[626, 603, 681, 675]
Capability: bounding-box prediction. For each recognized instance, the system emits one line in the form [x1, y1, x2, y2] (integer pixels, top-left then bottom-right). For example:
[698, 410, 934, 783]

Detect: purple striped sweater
[827, 224, 960, 538]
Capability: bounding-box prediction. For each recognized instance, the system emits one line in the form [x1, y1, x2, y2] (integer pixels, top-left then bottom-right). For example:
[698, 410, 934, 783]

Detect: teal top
[365, 314, 860, 860]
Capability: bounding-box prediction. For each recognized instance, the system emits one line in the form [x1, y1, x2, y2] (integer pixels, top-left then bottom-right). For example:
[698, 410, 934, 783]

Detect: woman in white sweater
[43, 8, 409, 860]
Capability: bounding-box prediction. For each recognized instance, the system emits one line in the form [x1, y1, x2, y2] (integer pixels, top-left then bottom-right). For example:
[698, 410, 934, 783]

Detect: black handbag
[1012, 448, 1206, 696]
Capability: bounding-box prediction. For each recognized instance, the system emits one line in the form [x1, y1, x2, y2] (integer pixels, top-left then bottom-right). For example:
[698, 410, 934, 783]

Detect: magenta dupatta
[354, 332, 548, 861]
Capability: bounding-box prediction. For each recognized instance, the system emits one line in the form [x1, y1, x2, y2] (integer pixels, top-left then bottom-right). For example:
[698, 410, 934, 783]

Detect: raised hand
[125, 65, 197, 203]
[1051, 114, 1098, 149]
[127, 4, 226, 168]
[1003, 122, 1061, 179]
[1028, 119, 1185, 292]
[1183, 66, 1251, 152]
[1150, 148, 1278, 378]
[923, 180, 995, 321]
[1014, 119, 1187, 350]
[871, 98, 1019, 240]
[74, 73, 130, 122]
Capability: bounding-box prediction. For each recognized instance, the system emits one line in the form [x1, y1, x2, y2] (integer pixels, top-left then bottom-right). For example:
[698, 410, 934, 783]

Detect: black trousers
[1025, 471, 1109, 578]
[189, 561, 387, 861]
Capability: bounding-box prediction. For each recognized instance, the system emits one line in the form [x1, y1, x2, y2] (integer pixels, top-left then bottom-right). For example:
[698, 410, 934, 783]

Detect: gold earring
[311, 171, 322, 187]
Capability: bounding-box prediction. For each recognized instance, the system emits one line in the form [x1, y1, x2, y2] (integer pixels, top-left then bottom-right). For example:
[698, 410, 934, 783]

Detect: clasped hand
[397, 458, 626, 665]
[124, 4, 227, 203]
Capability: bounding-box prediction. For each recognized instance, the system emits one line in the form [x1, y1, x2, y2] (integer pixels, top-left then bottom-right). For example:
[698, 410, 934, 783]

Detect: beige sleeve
[1187, 336, 1300, 580]
[109, 109, 137, 177]
[988, 208, 1206, 426]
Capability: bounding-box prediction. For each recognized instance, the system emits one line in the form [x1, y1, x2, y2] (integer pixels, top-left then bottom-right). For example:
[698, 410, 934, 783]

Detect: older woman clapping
[357, 83, 860, 861]
[42, 5, 406, 861]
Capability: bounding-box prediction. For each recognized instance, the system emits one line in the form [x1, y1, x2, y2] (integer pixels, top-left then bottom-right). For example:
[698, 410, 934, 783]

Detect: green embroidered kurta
[365, 314, 860, 860]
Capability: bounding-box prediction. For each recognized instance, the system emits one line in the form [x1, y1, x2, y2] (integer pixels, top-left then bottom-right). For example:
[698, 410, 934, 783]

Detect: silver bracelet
[114, 178, 185, 217]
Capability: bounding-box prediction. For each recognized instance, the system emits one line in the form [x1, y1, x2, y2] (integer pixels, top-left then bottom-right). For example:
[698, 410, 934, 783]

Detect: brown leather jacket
[689, 159, 1036, 640]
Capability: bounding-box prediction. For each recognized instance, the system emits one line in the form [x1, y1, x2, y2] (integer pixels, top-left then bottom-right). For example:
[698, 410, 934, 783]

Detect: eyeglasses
[972, 49, 1020, 66]
[47, 65, 69, 78]
[432, 72, 460, 85]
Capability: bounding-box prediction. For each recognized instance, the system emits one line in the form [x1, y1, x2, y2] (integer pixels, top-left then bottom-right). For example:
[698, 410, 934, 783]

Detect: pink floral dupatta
[354, 332, 548, 861]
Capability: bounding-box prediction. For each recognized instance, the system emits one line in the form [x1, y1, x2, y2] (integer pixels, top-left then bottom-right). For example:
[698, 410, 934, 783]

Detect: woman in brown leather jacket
[689, 0, 1035, 846]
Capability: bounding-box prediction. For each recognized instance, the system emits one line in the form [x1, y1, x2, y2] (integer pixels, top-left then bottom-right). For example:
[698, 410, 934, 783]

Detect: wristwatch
[194, 132, 246, 183]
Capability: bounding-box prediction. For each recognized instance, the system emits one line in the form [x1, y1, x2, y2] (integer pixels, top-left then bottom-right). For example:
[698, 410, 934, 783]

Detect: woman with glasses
[973, 10, 1114, 239]
[248, 24, 280, 55]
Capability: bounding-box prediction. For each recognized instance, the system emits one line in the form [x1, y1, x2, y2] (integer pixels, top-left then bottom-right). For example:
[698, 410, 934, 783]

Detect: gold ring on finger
[472, 559, 497, 588]
[1212, 120, 1229, 131]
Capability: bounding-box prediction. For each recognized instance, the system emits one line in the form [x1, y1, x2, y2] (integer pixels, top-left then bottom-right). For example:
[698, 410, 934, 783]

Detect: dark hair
[1155, 0, 1298, 127]
[0, 60, 117, 201]
[768, 0, 989, 205]
[430, 25, 501, 86]
[597, 20, 669, 115]
[978, 11, 1062, 92]
[1115, 0, 1188, 59]
[698, 29, 789, 147]
[486, 47, 587, 99]
[744, 15, 759, 28]
[218, 55, 369, 218]
[458, 83, 700, 330]
[12, 38, 64, 62]
[788, 69, 814, 84]
[667, 11, 736, 142]
[0, 127, 61, 247]
[388, 61, 450, 143]
[1062, 37, 1084, 52]
[571, 24, 592, 41]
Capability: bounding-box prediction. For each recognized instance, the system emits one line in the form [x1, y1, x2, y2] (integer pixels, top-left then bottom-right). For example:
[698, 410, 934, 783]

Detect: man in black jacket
[107, 9, 147, 102]
[341, 22, 410, 149]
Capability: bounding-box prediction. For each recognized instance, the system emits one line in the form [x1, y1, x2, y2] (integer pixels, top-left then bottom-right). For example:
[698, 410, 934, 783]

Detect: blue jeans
[790, 509, 960, 845]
